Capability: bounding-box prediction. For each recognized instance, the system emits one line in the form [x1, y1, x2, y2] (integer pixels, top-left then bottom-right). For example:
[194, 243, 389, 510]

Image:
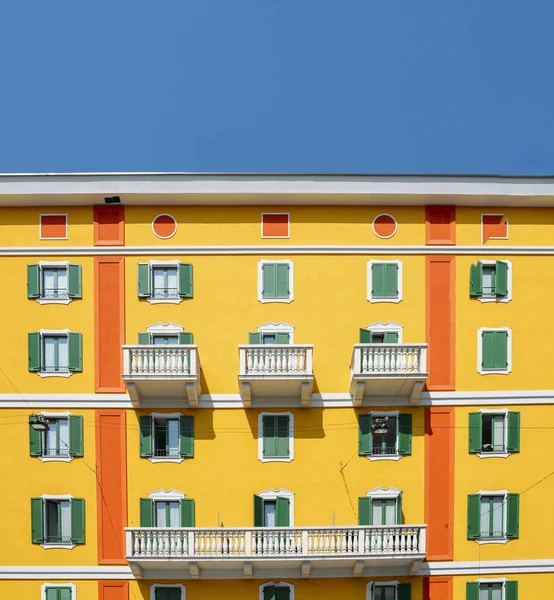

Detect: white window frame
[261, 213, 291, 239]
[36, 260, 72, 305]
[365, 410, 401, 462]
[259, 581, 295, 600]
[258, 259, 294, 304]
[152, 213, 178, 240]
[475, 578, 509, 598]
[40, 214, 68, 240]
[37, 329, 72, 379]
[257, 488, 295, 526]
[366, 581, 401, 600]
[481, 213, 509, 244]
[476, 490, 509, 545]
[475, 259, 512, 304]
[150, 583, 186, 600]
[148, 260, 183, 305]
[367, 260, 403, 303]
[41, 583, 77, 600]
[256, 321, 295, 344]
[364, 321, 403, 343]
[258, 412, 294, 463]
[365, 487, 402, 525]
[148, 413, 185, 464]
[38, 411, 73, 463]
[40, 493, 76, 550]
[477, 327, 512, 375]
[477, 409, 511, 460]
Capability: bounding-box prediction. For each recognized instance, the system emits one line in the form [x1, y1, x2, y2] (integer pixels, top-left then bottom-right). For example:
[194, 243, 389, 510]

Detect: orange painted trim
[93, 205, 125, 246]
[423, 577, 453, 600]
[94, 256, 125, 393]
[96, 410, 128, 565]
[425, 205, 456, 245]
[424, 407, 455, 560]
[98, 581, 129, 599]
[425, 256, 455, 391]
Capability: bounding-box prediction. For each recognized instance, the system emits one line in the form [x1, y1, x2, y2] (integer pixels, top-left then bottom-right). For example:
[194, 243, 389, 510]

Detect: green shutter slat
[384, 263, 398, 297]
[505, 581, 518, 600]
[396, 491, 403, 524]
[137, 263, 151, 297]
[358, 496, 372, 525]
[275, 263, 290, 298]
[469, 262, 483, 297]
[468, 412, 482, 453]
[249, 332, 262, 344]
[31, 497, 44, 543]
[71, 498, 86, 544]
[27, 264, 40, 299]
[397, 583, 411, 600]
[28, 332, 41, 372]
[67, 264, 82, 298]
[253, 495, 264, 527]
[262, 263, 276, 298]
[506, 493, 520, 538]
[263, 585, 276, 600]
[140, 498, 153, 527]
[178, 263, 193, 298]
[139, 416, 153, 457]
[494, 331, 508, 369]
[358, 414, 371, 455]
[398, 413, 412, 455]
[276, 415, 290, 457]
[383, 332, 399, 343]
[371, 263, 384, 296]
[275, 496, 290, 527]
[359, 328, 372, 343]
[466, 582, 479, 600]
[467, 494, 481, 539]
[59, 588, 72, 600]
[179, 415, 194, 457]
[276, 586, 291, 600]
[507, 411, 520, 453]
[179, 332, 194, 344]
[69, 415, 83, 457]
[45, 589, 59, 600]
[138, 332, 151, 344]
[180, 498, 195, 527]
[495, 260, 509, 297]
[262, 415, 276, 457]
[275, 332, 290, 344]
[68, 333, 83, 372]
[481, 331, 495, 369]
[29, 418, 42, 456]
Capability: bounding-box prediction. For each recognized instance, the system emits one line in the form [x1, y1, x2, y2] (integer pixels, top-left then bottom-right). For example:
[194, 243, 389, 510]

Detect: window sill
[39, 455, 74, 463]
[37, 298, 72, 305]
[37, 371, 72, 378]
[260, 456, 293, 463]
[477, 296, 511, 304]
[475, 537, 509, 545]
[476, 452, 510, 459]
[148, 456, 184, 464]
[478, 368, 511, 375]
[147, 297, 183, 305]
[368, 296, 401, 304]
[40, 543, 76, 550]
[259, 297, 293, 304]
[367, 454, 402, 462]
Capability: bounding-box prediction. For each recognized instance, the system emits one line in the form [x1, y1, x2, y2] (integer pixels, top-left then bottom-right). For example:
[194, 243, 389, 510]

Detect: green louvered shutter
[71, 498, 85, 544]
[396, 491, 403, 524]
[275, 263, 290, 298]
[505, 581, 518, 600]
[254, 495, 264, 526]
[398, 413, 412, 455]
[276, 415, 290, 457]
[358, 496, 372, 525]
[27, 264, 40, 298]
[467, 494, 481, 539]
[383, 332, 399, 343]
[140, 498, 153, 527]
[138, 332, 151, 344]
[262, 263, 276, 298]
[262, 415, 276, 457]
[180, 498, 195, 526]
[29, 419, 42, 456]
[275, 332, 290, 344]
[67, 264, 82, 298]
[481, 331, 495, 369]
[358, 414, 371, 455]
[495, 261, 509, 297]
[507, 411, 520, 453]
[179, 415, 194, 457]
[178, 263, 193, 297]
[28, 332, 41, 372]
[249, 332, 262, 344]
[276, 586, 291, 600]
[68, 333, 83, 372]
[59, 588, 72, 600]
[470, 262, 483, 296]
[69, 415, 83, 457]
[179, 332, 194, 344]
[494, 331, 508, 369]
[466, 582, 479, 600]
[468, 412, 482, 453]
[31, 497, 44, 543]
[45, 589, 59, 600]
[275, 496, 290, 526]
[263, 586, 276, 600]
[371, 263, 385, 296]
[359, 328, 372, 343]
[139, 416, 153, 457]
[397, 583, 411, 600]
[506, 493, 520, 539]
[137, 263, 151, 297]
[384, 263, 398, 297]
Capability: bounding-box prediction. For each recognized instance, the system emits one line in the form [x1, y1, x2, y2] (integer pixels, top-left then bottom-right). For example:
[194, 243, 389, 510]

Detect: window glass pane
[154, 418, 168, 457]
[372, 333, 385, 344]
[167, 420, 179, 456]
[479, 585, 489, 600]
[491, 497, 503, 537]
[45, 421, 58, 456]
[57, 269, 68, 296]
[491, 583, 503, 600]
[264, 501, 276, 527]
[480, 497, 490, 536]
[375, 586, 396, 600]
[43, 269, 56, 297]
[44, 337, 56, 370]
[262, 334, 276, 344]
[60, 501, 71, 542]
[482, 266, 494, 297]
[384, 499, 396, 525]
[482, 414, 493, 451]
[58, 419, 69, 455]
[45, 500, 58, 542]
[153, 268, 165, 296]
[372, 416, 397, 455]
[167, 268, 178, 295]
[492, 415, 505, 451]
[156, 502, 167, 526]
[168, 502, 180, 527]
[58, 337, 68, 370]
[152, 335, 179, 345]
[372, 499, 383, 525]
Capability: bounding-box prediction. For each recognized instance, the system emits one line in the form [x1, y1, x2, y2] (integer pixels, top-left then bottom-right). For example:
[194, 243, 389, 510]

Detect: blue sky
[0, 0, 553, 174]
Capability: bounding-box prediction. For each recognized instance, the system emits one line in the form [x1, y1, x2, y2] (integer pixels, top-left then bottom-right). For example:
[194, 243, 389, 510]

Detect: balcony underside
[238, 375, 314, 407]
[123, 376, 202, 408]
[350, 374, 427, 406]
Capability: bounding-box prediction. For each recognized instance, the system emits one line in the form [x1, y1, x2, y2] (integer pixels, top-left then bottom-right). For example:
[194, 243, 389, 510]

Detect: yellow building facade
[0, 173, 552, 600]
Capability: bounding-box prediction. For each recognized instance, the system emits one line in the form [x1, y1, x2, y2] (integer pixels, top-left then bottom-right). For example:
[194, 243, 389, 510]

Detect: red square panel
[262, 213, 289, 238]
[40, 214, 67, 239]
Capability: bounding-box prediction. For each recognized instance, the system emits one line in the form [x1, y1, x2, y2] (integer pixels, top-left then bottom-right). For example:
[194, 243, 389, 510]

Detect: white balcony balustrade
[122, 345, 201, 407]
[238, 345, 314, 406]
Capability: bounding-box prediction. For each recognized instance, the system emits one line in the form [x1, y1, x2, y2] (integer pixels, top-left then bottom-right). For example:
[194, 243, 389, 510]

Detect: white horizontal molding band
[421, 559, 554, 576]
[0, 566, 134, 580]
